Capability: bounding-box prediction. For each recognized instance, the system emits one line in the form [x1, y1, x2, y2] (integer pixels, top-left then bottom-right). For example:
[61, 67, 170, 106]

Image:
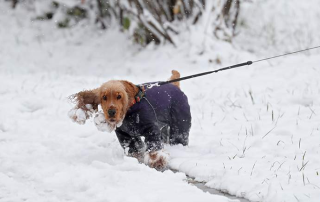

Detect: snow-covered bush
[10, 0, 242, 46]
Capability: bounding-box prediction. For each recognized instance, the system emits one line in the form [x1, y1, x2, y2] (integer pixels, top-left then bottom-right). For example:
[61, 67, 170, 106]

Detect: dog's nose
[108, 109, 116, 117]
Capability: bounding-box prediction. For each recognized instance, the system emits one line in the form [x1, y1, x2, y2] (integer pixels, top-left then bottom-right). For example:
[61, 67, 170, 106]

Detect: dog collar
[130, 85, 145, 107]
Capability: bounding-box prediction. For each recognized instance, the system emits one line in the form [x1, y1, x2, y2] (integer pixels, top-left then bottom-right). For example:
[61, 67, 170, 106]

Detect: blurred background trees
[8, 0, 242, 46]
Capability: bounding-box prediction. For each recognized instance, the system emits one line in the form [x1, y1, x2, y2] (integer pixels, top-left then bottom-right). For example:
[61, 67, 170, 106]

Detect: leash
[151, 45, 320, 87]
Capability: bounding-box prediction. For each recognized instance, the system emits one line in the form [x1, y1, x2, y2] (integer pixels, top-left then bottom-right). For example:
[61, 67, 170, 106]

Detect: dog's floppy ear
[70, 88, 101, 111]
[120, 80, 139, 103]
[68, 88, 100, 125]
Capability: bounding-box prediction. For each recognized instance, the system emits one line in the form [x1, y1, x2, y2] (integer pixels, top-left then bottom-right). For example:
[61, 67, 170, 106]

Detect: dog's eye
[117, 95, 122, 100]
[102, 95, 107, 100]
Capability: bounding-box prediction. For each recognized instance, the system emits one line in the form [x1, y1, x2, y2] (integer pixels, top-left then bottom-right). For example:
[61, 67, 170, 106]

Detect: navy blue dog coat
[115, 83, 191, 154]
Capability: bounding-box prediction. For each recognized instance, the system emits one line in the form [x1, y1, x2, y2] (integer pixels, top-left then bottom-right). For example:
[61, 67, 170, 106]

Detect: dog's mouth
[106, 116, 124, 128]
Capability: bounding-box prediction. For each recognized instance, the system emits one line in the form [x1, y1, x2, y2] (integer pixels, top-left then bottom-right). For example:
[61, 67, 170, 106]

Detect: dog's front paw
[68, 104, 96, 125]
[94, 112, 114, 133]
[144, 150, 169, 171]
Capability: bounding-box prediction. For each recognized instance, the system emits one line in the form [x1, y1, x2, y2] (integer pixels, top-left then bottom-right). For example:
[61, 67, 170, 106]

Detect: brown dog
[69, 70, 191, 170]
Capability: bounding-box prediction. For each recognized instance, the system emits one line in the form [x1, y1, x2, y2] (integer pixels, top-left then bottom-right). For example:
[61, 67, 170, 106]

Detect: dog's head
[70, 80, 138, 131]
[99, 80, 136, 128]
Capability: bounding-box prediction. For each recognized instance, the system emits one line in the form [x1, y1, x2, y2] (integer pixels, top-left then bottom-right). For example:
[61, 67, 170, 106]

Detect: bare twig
[12, 0, 18, 9]
[251, 161, 257, 176]
[262, 125, 277, 139]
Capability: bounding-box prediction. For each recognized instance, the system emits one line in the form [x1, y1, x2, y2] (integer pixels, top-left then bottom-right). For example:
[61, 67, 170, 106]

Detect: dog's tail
[168, 70, 180, 89]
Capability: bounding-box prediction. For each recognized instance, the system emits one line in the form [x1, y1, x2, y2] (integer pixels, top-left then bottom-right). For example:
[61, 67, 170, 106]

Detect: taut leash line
[252, 45, 320, 63]
[156, 45, 320, 86]
[158, 61, 252, 85]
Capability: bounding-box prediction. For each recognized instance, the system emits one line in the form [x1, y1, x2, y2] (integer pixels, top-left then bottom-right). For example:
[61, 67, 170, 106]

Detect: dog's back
[141, 81, 191, 145]
[141, 69, 190, 127]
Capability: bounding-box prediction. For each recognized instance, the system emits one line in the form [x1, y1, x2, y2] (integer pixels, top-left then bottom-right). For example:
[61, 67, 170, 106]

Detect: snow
[1, 1, 320, 202]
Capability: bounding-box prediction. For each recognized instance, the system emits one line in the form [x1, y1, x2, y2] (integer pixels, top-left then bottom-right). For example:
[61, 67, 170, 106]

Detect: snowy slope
[0, 3, 234, 202]
[1, 1, 320, 202]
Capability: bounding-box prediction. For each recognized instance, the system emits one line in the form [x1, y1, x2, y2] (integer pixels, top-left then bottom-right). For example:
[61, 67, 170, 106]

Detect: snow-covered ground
[1, 1, 320, 202]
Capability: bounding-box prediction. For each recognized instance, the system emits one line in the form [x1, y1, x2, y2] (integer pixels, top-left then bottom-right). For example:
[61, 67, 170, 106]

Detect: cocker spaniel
[68, 70, 191, 170]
